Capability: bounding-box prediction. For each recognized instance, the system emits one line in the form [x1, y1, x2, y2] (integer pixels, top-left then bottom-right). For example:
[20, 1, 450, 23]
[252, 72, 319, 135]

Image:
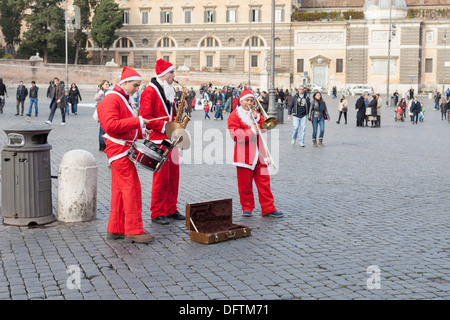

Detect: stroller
[394, 106, 404, 121]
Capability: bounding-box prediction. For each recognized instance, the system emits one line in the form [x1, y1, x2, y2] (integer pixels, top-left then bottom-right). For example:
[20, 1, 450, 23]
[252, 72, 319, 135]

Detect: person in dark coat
[15, 81, 28, 116]
[369, 95, 378, 127]
[355, 92, 368, 127]
[410, 97, 422, 125]
[69, 83, 82, 115]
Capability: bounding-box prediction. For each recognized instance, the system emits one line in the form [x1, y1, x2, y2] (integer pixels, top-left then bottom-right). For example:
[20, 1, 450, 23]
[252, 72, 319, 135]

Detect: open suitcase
[186, 198, 251, 244]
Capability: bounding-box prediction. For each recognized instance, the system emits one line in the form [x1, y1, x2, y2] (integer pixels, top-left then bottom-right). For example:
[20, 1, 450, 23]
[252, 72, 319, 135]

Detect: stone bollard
[57, 150, 98, 223]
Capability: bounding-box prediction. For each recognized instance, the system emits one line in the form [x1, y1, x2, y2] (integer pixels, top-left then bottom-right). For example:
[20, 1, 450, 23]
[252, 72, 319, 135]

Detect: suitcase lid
[186, 198, 233, 232]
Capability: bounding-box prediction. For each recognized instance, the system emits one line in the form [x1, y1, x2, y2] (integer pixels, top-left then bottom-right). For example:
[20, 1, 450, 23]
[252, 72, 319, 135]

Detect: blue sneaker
[266, 211, 284, 218]
[242, 211, 252, 217]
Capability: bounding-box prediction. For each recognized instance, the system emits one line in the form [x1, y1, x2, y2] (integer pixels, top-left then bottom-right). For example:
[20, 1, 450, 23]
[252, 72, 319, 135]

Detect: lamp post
[248, 1, 252, 88]
[443, 29, 447, 94]
[386, 0, 393, 108]
[267, 0, 277, 117]
[65, 0, 69, 91]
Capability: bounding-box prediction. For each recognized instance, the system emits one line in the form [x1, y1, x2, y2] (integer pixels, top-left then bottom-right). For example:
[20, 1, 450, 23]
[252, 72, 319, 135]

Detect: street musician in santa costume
[227, 88, 283, 218]
[97, 66, 154, 244]
[139, 59, 185, 225]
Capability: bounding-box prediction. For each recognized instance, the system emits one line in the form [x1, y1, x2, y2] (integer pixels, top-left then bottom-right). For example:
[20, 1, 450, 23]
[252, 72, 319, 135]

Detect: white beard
[156, 77, 176, 104]
[236, 106, 259, 127]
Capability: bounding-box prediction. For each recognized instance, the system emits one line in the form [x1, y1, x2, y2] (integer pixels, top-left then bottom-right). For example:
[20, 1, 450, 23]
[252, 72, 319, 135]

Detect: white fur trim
[236, 106, 256, 128]
[157, 65, 175, 77]
[239, 93, 255, 102]
[119, 76, 142, 85]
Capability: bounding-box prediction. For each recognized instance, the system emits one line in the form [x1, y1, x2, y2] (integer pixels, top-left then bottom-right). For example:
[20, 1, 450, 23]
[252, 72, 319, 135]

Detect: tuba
[165, 79, 191, 150]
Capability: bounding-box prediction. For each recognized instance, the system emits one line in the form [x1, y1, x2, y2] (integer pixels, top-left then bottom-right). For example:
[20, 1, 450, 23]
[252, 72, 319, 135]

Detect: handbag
[342, 107, 348, 112]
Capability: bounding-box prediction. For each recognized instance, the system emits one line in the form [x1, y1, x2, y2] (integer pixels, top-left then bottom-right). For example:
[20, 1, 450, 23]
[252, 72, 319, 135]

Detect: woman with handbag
[336, 94, 348, 124]
[309, 91, 330, 147]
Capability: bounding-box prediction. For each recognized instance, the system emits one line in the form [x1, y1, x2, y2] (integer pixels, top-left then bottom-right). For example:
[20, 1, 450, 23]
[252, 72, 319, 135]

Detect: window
[371, 58, 396, 75]
[200, 37, 219, 48]
[161, 10, 172, 24]
[226, 9, 236, 23]
[251, 55, 258, 68]
[184, 10, 192, 23]
[141, 11, 149, 24]
[206, 55, 214, 68]
[275, 8, 284, 22]
[141, 56, 148, 65]
[297, 59, 304, 73]
[275, 55, 281, 68]
[228, 55, 236, 69]
[250, 9, 260, 22]
[123, 11, 129, 24]
[184, 56, 191, 67]
[121, 55, 128, 66]
[163, 55, 170, 62]
[157, 37, 175, 48]
[245, 36, 263, 47]
[426, 31, 434, 43]
[425, 58, 433, 73]
[117, 38, 134, 48]
[205, 10, 215, 23]
[336, 58, 344, 73]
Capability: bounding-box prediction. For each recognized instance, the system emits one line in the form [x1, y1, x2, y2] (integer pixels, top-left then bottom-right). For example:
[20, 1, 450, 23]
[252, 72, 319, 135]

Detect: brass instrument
[165, 79, 191, 150]
[251, 90, 278, 130]
[243, 94, 277, 170]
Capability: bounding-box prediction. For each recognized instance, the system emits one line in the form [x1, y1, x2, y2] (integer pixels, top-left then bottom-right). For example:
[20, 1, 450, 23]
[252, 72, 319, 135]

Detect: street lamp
[65, 0, 69, 91]
[386, 0, 393, 108]
[443, 29, 447, 94]
[267, 0, 277, 117]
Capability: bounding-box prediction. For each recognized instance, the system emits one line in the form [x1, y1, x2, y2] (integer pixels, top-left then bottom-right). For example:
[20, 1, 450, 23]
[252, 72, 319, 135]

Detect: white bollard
[57, 150, 98, 223]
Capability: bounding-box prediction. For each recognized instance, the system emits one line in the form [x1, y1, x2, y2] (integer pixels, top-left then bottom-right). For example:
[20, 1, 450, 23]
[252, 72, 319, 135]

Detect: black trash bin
[1, 123, 55, 226]
[276, 102, 284, 124]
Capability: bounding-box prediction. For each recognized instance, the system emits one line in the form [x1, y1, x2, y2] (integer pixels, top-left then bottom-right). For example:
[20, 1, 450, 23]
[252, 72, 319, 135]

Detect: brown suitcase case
[186, 198, 251, 244]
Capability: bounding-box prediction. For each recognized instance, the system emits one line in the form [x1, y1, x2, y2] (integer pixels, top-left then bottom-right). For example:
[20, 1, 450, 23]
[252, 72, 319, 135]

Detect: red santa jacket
[227, 106, 268, 170]
[97, 85, 145, 163]
[139, 78, 176, 144]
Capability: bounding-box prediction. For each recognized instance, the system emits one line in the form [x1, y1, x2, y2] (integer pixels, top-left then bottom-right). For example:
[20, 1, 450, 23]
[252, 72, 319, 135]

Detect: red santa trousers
[150, 148, 179, 219]
[236, 161, 276, 215]
[108, 156, 145, 235]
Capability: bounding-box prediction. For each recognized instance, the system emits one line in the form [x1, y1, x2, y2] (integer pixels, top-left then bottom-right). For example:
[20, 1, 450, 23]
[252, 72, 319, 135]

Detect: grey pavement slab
[0, 89, 449, 301]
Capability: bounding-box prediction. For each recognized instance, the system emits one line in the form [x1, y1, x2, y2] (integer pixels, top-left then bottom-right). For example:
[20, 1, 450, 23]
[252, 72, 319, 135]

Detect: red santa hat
[119, 66, 142, 85]
[156, 59, 175, 77]
[239, 88, 255, 103]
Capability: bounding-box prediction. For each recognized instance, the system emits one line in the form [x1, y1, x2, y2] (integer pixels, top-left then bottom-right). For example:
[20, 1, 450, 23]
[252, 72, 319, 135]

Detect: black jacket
[355, 96, 366, 111]
[16, 85, 28, 101]
[69, 88, 82, 104]
[410, 101, 422, 113]
[288, 92, 310, 118]
[309, 99, 330, 120]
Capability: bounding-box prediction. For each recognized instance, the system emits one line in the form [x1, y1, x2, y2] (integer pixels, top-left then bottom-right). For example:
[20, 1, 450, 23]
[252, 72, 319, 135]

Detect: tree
[0, 0, 28, 55]
[90, 0, 123, 65]
[22, 0, 65, 63]
[72, 0, 98, 65]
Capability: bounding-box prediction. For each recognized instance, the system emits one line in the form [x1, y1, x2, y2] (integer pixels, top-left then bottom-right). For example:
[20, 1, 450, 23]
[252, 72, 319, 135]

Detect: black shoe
[152, 216, 170, 225]
[167, 211, 185, 220]
[26, 113, 31, 116]
[15, 113, 19, 116]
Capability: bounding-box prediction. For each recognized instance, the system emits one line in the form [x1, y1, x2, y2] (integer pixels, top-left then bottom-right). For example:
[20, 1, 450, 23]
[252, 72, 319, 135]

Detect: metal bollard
[57, 150, 98, 223]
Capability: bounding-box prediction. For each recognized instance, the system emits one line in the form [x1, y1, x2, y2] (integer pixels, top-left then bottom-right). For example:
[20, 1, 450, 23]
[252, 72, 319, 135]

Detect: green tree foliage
[91, 0, 123, 65]
[21, 0, 65, 63]
[72, 0, 98, 64]
[0, 0, 28, 55]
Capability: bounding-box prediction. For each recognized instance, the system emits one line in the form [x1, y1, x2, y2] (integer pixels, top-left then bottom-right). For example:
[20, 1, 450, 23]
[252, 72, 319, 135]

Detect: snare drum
[128, 141, 167, 172]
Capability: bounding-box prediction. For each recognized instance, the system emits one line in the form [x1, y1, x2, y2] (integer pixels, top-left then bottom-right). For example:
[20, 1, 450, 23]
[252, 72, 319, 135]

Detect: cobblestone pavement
[0, 90, 449, 301]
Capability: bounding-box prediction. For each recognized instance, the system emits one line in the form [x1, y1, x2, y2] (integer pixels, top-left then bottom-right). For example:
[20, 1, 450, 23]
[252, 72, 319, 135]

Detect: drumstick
[145, 116, 170, 122]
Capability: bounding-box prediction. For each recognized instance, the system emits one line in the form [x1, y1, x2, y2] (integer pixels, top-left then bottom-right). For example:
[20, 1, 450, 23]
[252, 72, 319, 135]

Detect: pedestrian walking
[433, 90, 441, 111]
[64, 90, 71, 115]
[336, 94, 348, 124]
[0, 78, 8, 114]
[203, 100, 211, 119]
[27, 81, 39, 117]
[398, 98, 407, 120]
[94, 80, 110, 151]
[308, 91, 330, 147]
[376, 93, 382, 127]
[440, 99, 447, 120]
[214, 99, 224, 120]
[410, 97, 422, 125]
[15, 81, 28, 116]
[45, 77, 66, 126]
[288, 85, 310, 147]
[69, 83, 82, 115]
